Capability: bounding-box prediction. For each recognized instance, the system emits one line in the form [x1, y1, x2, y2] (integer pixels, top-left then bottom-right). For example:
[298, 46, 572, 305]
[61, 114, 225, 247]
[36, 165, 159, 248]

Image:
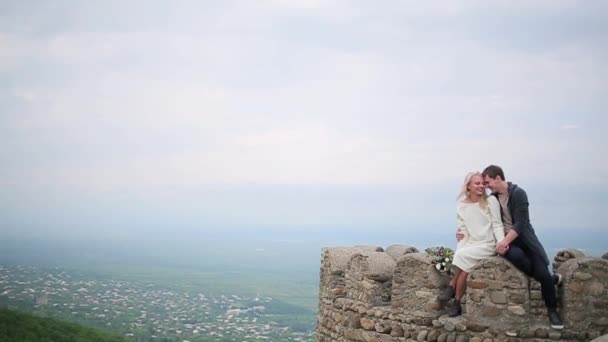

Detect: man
[481, 165, 563, 329]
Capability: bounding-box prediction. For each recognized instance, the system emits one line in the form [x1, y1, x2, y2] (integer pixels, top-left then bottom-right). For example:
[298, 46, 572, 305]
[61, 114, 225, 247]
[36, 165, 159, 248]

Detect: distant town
[0, 265, 314, 341]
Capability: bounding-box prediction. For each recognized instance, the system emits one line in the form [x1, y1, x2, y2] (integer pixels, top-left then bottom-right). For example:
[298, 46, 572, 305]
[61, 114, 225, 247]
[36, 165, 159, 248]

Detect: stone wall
[316, 245, 608, 342]
[559, 257, 608, 336]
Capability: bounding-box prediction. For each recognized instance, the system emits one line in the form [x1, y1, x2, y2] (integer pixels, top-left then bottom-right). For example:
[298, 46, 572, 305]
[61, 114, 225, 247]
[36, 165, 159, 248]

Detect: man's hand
[456, 230, 464, 241]
[496, 239, 509, 255]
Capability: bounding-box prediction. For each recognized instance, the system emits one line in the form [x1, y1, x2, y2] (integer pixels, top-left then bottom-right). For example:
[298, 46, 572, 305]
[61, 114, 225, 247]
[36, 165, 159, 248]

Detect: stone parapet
[319, 246, 383, 302]
[315, 245, 608, 342]
[559, 257, 608, 332]
[464, 257, 546, 330]
[392, 253, 451, 319]
[553, 248, 586, 273]
[345, 252, 396, 307]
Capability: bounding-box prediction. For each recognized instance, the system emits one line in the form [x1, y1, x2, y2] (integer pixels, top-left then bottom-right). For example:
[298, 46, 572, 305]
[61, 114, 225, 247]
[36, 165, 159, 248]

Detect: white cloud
[1, 2, 606, 190]
[11, 88, 37, 102]
[265, 0, 337, 11]
[560, 124, 580, 130]
[0, 3, 606, 239]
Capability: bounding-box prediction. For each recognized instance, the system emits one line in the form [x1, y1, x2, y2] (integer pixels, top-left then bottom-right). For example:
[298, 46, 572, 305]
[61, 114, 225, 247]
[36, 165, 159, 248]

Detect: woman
[438, 171, 505, 317]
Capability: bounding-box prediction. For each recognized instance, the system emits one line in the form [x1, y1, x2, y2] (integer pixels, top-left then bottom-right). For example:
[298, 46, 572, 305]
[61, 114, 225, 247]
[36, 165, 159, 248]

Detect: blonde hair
[458, 171, 488, 208]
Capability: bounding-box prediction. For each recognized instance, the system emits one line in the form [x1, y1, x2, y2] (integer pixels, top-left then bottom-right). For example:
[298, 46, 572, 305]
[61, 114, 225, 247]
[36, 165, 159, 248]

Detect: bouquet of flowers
[425, 246, 455, 275]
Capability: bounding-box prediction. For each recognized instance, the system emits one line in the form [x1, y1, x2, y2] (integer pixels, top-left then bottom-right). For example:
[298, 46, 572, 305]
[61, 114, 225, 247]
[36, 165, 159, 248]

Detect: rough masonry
[315, 245, 608, 342]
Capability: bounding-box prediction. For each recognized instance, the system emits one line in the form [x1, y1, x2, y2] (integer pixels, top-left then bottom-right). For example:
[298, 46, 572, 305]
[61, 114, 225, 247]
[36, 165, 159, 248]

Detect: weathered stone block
[481, 306, 500, 317]
[573, 272, 593, 281]
[347, 313, 362, 329]
[361, 317, 376, 331]
[469, 281, 488, 289]
[361, 330, 380, 342]
[507, 305, 526, 316]
[590, 334, 608, 342]
[569, 281, 585, 293]
[488, 282, 504, 290]
[490, 291, 507, 304]
[466, 322, 487, 333]
[589, 281, 605, 295]
[344, 328, 365, 342]
[455, 335, 469, 342]
[375, 321, 391, 334]
[390, 324, 404, 337]
[588, 331, 602, 340]
[534, 327, 548, 338]
[444, 321, 455, 331]
[427, 329, 440, 342]
[386, 245, 419, 261]
[596, 317, 608, 326]
[508, 293, 525, 304]
[455, 323, 467, 332]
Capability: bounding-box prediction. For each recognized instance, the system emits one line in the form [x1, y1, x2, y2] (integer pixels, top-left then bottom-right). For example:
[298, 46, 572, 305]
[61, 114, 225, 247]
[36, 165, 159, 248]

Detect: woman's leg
[449, 268, 462, 288]
[455, 270, 468, 301]
[440, 267, 462, 301]
[448, 270, 468, 317]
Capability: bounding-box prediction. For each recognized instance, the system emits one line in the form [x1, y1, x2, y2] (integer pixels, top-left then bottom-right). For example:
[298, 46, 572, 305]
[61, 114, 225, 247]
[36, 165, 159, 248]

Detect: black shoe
[548, 310, 564, 330]
[438, 286, 455, 301]
[553, 274, 563, 286]
[447, 301, 462, 317]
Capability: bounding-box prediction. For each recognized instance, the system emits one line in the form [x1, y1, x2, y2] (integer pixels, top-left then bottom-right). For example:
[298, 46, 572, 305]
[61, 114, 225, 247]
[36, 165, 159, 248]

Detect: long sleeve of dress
[457, 205, 468, 235]
[457, 211, 465, 231]
[456, 204, 468, 248]
[488, 196, 505, 242]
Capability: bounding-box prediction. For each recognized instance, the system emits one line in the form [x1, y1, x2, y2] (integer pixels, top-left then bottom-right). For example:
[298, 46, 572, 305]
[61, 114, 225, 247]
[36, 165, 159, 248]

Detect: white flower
[435, 264, 442, 271]
[442, 262, 446, 266]
[445, 258, 450, 262]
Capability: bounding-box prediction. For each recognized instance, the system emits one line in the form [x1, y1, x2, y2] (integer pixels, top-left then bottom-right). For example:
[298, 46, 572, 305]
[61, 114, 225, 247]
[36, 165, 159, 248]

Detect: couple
[439, 165, 564, 330]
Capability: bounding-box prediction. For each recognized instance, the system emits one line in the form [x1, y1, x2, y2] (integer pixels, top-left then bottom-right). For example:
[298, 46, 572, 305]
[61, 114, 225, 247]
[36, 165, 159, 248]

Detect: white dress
[452, 196, 505, 273]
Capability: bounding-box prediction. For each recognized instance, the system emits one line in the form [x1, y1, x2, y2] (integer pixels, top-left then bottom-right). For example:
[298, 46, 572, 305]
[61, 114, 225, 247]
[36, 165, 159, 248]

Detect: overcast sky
[1, 1, 607, 242]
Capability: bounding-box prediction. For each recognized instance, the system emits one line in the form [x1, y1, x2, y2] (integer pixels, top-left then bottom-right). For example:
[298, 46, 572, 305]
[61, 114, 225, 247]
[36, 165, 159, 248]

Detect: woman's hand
[496, 240, 510, 255]
[456, 230, 465, 241]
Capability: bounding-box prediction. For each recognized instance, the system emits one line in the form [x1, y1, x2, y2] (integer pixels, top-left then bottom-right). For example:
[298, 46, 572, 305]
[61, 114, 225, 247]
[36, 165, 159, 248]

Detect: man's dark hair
[482, 165, 505, 180]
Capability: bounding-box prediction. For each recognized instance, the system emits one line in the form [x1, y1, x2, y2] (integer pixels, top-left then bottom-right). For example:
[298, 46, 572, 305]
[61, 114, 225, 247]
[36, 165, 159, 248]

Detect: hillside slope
[0, 307, 127, 342]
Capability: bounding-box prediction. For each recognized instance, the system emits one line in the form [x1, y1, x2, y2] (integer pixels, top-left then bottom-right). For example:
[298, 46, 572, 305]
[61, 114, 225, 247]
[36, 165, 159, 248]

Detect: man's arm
[510, 188, 530, 235]
[496, 230, 519, 255]
[496, 188, 529, 254]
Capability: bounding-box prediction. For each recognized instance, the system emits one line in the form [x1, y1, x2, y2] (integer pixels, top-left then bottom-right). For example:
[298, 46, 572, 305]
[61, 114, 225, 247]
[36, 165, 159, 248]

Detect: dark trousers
[504, 239, 557, 310]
